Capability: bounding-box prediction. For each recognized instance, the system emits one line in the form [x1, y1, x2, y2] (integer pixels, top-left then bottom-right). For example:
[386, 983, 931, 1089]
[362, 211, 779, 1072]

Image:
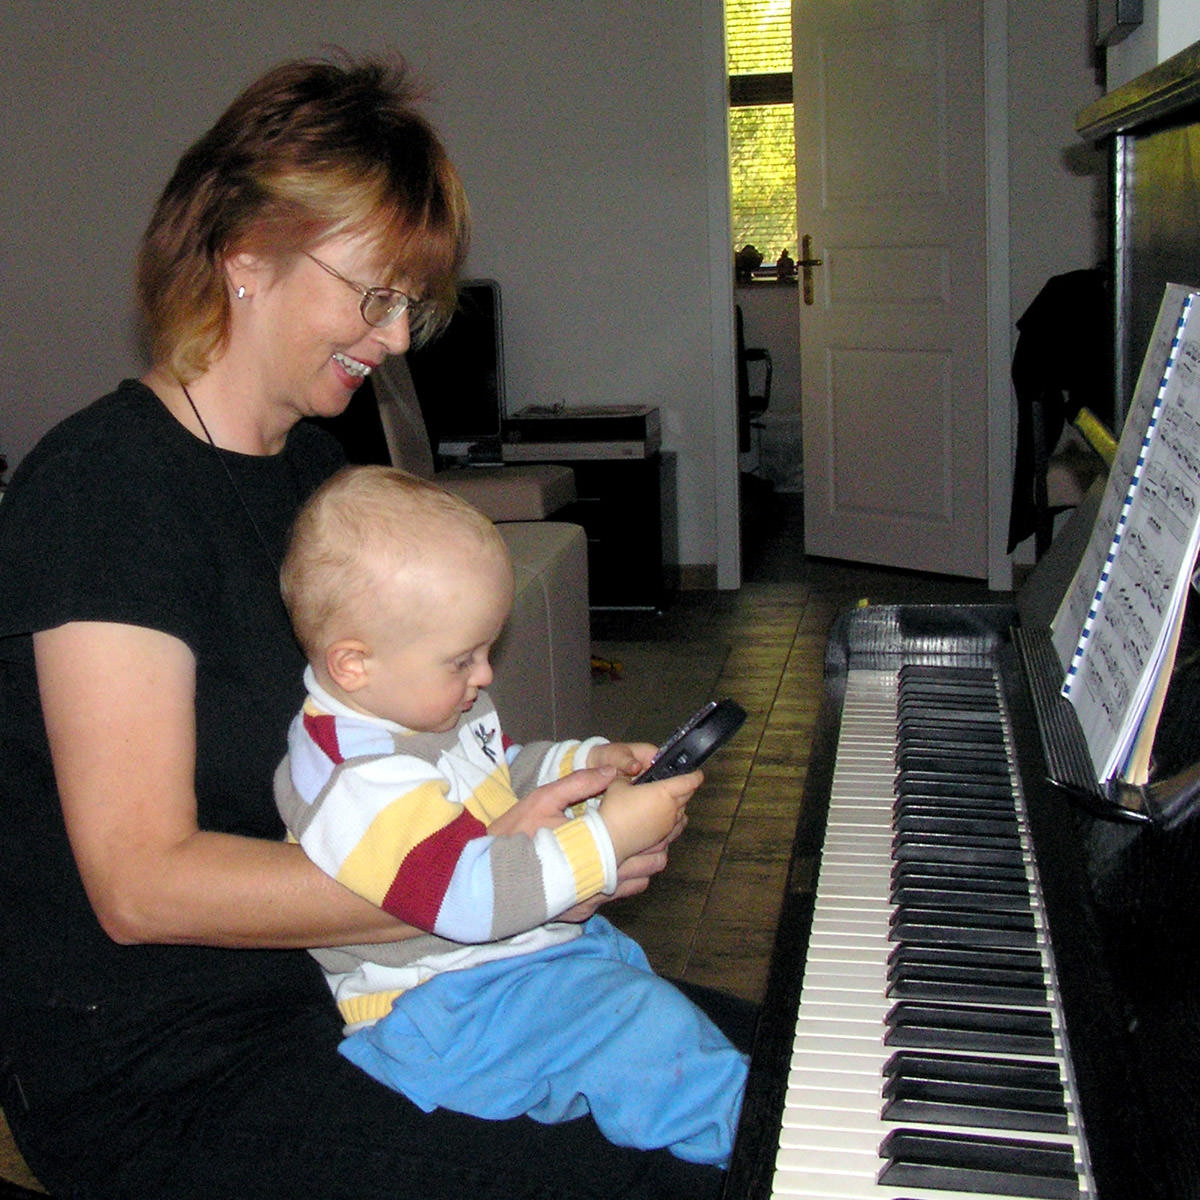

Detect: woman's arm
[36, 620, 627, 950]
[35, 620, 416, 950]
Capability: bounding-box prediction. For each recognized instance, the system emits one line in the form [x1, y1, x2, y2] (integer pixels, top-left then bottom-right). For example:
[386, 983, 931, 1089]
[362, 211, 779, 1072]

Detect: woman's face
[235, 233, 416, 426]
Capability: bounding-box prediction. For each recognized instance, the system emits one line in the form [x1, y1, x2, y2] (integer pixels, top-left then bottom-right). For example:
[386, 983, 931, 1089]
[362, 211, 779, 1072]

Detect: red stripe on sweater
[303, 711, 344, 764]
[380, 809, 488, 929]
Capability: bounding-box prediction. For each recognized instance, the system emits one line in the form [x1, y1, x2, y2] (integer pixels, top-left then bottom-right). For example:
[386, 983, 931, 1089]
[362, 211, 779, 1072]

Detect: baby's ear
[325, 639, 371, 692]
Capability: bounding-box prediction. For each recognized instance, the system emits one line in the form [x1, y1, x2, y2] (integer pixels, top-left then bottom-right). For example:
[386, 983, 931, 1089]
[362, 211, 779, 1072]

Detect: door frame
[984, 0, 1014, 592]
[707, 0, 742, 591]
[708, 0, 1013, 592]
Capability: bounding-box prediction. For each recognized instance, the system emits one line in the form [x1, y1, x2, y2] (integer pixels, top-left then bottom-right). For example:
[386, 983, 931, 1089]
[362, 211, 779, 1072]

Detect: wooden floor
[597, 490, 999, 1003]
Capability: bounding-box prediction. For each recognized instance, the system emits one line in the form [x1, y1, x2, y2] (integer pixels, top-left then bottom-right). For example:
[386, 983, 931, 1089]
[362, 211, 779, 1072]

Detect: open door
[794, 1, 990, 578]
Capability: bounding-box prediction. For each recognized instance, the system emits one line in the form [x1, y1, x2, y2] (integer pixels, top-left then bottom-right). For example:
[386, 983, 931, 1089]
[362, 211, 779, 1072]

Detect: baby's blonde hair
[281, 465, 509, 661]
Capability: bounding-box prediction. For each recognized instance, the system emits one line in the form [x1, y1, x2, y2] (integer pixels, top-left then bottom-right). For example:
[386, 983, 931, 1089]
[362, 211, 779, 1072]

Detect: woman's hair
[136, 51, 470, 382]
[281, 465, 508, 660]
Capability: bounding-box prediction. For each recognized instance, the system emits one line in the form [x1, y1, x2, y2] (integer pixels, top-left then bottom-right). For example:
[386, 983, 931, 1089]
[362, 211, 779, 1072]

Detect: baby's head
[281, 465, 515, 731]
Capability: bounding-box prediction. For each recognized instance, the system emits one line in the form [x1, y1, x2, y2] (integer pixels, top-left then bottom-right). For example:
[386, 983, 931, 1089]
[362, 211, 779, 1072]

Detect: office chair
[735, 304, 772, 454]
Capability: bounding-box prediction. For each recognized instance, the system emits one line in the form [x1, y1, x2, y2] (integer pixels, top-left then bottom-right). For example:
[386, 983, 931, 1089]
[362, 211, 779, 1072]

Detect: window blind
[727, 0, 796, 264]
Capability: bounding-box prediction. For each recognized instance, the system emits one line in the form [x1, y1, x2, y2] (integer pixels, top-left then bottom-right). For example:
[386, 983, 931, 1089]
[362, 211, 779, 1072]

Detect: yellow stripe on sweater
[553, 816, 606, 901]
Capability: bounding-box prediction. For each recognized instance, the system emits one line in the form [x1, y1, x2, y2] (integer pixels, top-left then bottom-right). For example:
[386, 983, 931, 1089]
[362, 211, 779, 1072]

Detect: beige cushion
[489, 522, 591, 743]
[435, 464, 575, 522]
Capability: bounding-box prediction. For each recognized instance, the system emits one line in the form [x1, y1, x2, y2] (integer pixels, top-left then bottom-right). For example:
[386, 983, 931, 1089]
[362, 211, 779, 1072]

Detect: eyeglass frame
[303, 252, 418, 328]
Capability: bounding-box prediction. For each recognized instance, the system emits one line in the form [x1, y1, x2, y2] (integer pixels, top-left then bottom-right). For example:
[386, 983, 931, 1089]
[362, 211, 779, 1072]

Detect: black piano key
[898, 706, 1003, 727]
[893, 823, 1023, 847]
[900, 676, 997, 696]
[877, 1128, 1080, 1199]
[888, 942, 1044, 973]
[888, 944, 1049, 1005]
[886, 1001, 1057, 1056]
[898, 722, 1006, 747]
[881, 1051, 1069, 1133]
[899, 676, 997, 694]
[897, 754, 1012, 778]
[900, 664, 997, 683]
[890, 907, 1038, 950]
[897, 753, 1008, 782]
[890, 874, 1029, 904]
[890, 885, 1033, 917]
[899, 701, 1003, 718]
[888, 967, 1047, 1005]
[892, 858, 1030, 885]
[898, 725, 1008, 745]
[883, 1050, 1063, 1090]
[896, 776, 1017, 801]
[887, 971, 1048, 1006]
[890, 887, 1032, 916]
[897, 743, 1007, 764]
[895, 799, 1017, 822]
[893, 813, 1021, 840]
[900, 698, 999, 713]
[893, 838, 1026, 868]
[900, 679, 997, 695]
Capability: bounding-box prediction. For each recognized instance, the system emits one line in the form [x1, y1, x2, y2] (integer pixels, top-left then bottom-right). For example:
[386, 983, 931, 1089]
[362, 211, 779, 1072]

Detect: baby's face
[359, 547, 514, 732]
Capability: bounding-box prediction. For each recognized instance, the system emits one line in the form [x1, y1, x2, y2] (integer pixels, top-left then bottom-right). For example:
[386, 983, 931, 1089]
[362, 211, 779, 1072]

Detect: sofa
[350, 356, 593, 745]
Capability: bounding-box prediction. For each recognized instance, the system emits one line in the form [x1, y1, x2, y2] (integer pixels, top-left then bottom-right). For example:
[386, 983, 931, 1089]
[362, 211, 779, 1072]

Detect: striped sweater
[275, 668, 617, 1026]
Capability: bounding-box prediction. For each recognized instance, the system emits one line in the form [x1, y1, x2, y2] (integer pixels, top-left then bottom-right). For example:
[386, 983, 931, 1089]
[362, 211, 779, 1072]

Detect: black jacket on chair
[1007, 268, 1113, 554]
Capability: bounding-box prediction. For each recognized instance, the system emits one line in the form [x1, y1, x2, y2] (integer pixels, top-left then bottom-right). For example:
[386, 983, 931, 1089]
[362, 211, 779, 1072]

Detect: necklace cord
[180, 382, 281, 572]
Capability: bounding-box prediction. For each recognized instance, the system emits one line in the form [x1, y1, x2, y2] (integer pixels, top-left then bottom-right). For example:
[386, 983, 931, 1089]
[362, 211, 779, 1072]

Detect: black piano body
[725, 603, 1200, 1200]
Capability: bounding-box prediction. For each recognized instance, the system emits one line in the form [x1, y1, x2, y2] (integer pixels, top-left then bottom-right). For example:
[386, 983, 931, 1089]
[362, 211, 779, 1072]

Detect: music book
[1050, 283, 1200, 785]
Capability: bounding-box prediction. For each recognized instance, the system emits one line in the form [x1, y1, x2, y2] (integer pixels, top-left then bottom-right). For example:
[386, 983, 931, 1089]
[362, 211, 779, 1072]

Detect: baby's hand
[587, 740, 658, 778]
[598, 769, 701, 863]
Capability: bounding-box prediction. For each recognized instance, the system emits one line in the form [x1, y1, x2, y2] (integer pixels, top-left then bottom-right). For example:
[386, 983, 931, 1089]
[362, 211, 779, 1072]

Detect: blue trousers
[340, 916, 748, 1166]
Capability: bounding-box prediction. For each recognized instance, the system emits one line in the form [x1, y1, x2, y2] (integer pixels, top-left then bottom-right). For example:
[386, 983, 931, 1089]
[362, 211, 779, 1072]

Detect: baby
[275, 465, 747, 1165]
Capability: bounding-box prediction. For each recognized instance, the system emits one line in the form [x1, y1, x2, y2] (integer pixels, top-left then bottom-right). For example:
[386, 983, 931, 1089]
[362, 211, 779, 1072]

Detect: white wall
[0, 0, 736, 577]
[1106, 0, 1200, 90]
[0, 0, 1137, 583]
[1006, 1, 1106, 325]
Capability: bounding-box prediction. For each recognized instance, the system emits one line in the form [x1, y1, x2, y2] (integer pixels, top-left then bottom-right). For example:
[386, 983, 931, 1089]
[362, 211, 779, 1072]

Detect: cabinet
[534, 453, 665, 610]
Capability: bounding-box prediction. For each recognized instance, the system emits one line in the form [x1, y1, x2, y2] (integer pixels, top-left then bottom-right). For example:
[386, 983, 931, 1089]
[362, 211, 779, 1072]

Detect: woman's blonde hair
[136, 52, 470, 382]
[281, 465, 509, 660]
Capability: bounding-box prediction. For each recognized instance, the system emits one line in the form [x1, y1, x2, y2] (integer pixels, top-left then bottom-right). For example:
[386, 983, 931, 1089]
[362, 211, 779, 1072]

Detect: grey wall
[0, 0, 1109, 580]
[1, 0, 735, 575]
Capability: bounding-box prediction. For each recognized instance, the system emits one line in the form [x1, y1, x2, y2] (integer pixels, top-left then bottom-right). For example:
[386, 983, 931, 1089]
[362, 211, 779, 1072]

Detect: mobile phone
[632, 698, 747, 784]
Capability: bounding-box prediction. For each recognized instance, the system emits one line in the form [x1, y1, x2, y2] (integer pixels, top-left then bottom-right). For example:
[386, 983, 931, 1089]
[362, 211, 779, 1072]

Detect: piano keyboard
[770, 665, 1094, 1200]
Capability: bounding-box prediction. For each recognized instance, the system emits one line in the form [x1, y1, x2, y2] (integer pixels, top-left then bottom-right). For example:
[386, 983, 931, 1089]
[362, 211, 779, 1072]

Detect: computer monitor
[406, 279, 505, 462]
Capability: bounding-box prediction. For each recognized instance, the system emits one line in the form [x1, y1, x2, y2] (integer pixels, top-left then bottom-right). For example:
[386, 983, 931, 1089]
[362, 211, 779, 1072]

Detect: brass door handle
[798, 234, 823, 306]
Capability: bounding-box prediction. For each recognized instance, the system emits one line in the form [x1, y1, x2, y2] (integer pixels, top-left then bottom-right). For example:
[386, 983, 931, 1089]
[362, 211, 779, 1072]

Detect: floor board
[595, 491, 1001, 1002]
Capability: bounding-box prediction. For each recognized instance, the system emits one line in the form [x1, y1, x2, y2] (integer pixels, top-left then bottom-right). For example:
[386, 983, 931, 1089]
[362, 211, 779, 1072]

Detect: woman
[0, 53, 750, 1198]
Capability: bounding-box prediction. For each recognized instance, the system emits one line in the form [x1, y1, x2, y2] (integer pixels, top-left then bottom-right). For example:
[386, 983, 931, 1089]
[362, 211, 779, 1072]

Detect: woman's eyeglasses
[304, 253, 418, 328]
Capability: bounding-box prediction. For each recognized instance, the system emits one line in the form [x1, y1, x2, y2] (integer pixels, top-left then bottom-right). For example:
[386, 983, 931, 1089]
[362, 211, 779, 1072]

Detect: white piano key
[765, 667, 1093, 1200]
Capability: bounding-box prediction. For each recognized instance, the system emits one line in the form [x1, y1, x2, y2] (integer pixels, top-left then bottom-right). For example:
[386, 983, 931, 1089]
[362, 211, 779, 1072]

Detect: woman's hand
[488, 764, 691, 923]
[487, 766, 618, 837]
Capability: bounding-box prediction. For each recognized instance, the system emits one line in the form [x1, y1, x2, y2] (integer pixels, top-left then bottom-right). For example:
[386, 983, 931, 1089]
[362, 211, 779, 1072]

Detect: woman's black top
[0, 380, 344, 1016]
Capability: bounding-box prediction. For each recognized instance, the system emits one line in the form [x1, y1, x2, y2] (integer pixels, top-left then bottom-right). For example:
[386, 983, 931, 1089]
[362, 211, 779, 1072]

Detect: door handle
[797, 234, 823, 306]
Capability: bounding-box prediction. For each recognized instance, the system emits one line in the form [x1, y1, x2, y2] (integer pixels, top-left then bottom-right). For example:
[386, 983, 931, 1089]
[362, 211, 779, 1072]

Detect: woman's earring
[236, 285, 247, 299]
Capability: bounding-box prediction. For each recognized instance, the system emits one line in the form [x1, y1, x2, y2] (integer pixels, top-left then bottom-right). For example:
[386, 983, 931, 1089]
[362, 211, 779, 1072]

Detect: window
[727, 0, 796, 276]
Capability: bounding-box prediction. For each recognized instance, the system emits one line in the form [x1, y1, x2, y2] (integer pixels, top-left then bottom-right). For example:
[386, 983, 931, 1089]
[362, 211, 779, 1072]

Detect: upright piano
[724, 603, 1200, 1200]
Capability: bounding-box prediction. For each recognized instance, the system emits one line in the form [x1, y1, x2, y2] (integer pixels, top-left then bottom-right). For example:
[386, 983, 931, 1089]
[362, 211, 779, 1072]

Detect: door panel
[795, 1, 988, 577]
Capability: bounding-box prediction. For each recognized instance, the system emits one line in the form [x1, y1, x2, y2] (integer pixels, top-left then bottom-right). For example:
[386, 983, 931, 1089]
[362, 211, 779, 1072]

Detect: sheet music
[1051, 284, 1198, 669]
[1051, 286, 1200, 783]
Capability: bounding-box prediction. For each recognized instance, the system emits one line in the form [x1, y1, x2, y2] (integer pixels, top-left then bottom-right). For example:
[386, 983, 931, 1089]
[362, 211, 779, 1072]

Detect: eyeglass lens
[361, 290, 409, 327]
